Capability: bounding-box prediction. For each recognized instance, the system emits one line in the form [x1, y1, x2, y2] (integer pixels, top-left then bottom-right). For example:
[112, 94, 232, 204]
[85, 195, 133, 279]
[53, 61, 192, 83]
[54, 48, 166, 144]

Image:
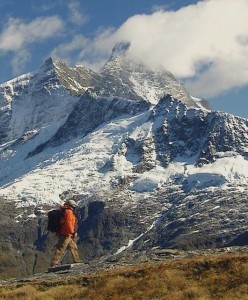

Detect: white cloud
[86, 0, 248, 98]
[50, 33, 110, 71]
[68, 1, 89, 26]
[0, 16, 64, 51]
[151, 3, 174, 12]
[0, 15, 64, 76]
[11, 49, 31, 75]
[50, 35, 89, 65]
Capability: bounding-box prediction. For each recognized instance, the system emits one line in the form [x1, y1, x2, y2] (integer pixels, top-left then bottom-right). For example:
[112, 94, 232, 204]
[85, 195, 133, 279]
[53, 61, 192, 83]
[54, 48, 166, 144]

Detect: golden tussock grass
[0, 253, 247, 300]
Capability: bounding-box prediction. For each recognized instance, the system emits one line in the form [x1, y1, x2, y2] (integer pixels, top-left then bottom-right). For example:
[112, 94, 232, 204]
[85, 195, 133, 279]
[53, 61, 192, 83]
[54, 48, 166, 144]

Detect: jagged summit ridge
[39, 56, 57, 71]
[0, 42, 210, 118]
[98, 43, 206, 108]
[109, 41, 131, 60]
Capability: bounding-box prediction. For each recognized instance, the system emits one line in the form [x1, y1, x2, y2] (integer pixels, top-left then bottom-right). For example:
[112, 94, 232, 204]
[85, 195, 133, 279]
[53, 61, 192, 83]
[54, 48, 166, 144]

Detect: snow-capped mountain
[0, 57, 101, 145]
[0, 42, 247, 278]
[96, 42, 205, 108]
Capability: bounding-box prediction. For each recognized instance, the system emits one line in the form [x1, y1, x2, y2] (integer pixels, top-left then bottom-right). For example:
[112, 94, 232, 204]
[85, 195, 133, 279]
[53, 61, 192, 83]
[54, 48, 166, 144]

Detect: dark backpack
[47, 208, 64, 233]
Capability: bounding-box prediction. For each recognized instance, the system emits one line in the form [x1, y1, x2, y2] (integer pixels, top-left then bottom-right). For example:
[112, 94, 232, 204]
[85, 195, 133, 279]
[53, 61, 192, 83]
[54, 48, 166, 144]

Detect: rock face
[0, 197, 147, 279]
[95, 42, 206, 110]
[0, 43, 248, 279]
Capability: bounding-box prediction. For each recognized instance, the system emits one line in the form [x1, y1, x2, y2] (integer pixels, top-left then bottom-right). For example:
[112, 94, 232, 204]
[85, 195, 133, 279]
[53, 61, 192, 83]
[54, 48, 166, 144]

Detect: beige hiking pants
[51, 234, 80, 267]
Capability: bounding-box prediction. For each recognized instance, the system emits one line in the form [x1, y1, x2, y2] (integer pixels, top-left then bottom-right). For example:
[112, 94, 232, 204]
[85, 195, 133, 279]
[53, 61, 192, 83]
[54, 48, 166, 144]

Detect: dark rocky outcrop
[0, 196, 147, 279]
[1, 181, 247, 280]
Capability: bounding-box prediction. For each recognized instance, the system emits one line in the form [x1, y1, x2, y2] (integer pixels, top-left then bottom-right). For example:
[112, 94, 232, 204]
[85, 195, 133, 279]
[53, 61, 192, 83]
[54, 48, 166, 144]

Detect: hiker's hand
[73, 232, 78, 238]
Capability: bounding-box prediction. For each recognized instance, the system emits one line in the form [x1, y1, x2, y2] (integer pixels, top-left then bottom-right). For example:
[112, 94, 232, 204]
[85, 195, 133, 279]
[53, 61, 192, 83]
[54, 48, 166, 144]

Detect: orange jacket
[59, 204, 77, 236]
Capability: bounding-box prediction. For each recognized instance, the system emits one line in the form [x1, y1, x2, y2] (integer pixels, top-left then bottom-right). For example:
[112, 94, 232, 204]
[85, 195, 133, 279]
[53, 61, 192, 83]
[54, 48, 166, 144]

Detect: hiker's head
[66, 199, 78, 208]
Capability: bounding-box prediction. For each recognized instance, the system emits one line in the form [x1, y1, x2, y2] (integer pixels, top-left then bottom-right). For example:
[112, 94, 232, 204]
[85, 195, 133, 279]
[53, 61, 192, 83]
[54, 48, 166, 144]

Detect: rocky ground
[0, 245, 247, 287]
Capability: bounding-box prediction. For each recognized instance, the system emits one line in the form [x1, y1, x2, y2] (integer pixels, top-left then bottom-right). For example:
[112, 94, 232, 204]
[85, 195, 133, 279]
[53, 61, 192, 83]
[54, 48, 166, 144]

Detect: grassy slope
[0, 253, 247, 300]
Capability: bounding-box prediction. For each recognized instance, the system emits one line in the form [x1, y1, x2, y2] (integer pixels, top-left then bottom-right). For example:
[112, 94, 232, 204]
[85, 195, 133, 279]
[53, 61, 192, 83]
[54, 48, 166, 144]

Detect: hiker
[50, 199, 81, 267]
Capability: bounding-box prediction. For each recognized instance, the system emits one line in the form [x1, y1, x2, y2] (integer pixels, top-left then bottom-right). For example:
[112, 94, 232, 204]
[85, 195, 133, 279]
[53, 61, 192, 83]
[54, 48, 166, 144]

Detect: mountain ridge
[0, 42, 247, 279]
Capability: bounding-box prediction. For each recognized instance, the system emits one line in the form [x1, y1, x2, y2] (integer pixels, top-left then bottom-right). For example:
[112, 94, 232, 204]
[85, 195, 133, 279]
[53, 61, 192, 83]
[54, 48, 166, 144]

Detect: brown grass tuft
[0, 253, 247, 300]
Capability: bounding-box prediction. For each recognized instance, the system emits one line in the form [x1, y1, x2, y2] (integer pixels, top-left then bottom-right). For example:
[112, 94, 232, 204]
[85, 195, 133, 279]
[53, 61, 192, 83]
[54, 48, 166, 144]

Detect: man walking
[50, 199, 81, 267]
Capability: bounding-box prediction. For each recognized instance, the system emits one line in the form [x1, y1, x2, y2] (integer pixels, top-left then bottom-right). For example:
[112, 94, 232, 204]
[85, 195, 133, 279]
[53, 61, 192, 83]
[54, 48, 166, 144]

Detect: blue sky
[0, 0, 247, 118]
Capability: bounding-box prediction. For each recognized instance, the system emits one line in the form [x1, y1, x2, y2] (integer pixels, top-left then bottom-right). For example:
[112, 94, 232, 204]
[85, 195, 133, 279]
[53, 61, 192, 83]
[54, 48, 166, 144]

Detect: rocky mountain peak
[99, 43, 203, 108]
[109, 41, 131, 61]
[38, 56, 58, 74]
[38, 57, 74, 81]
